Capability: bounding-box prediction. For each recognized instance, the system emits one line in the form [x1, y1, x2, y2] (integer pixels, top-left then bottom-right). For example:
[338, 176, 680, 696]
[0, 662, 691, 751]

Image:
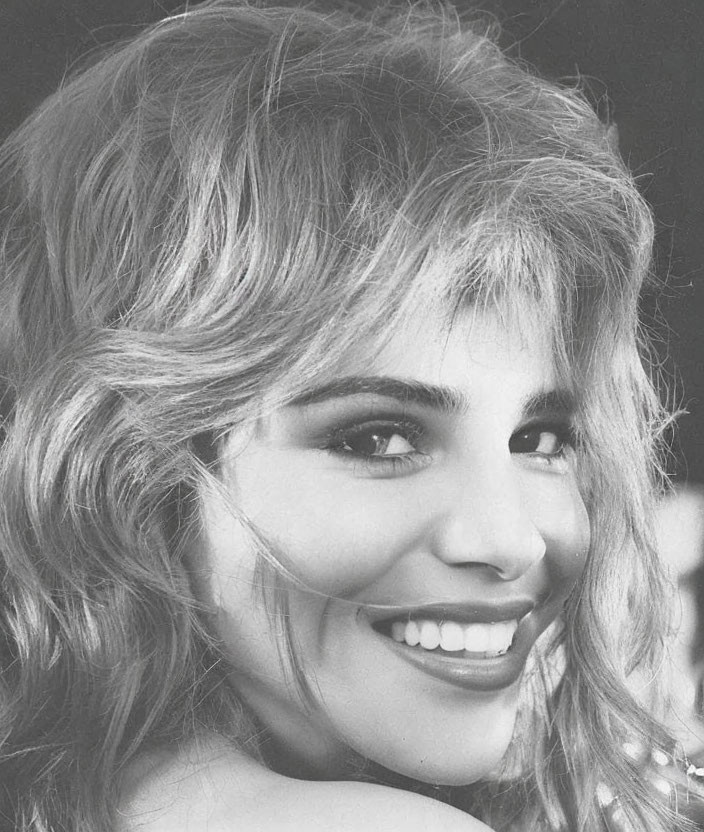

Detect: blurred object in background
[656, 484, 704, 759]
[651, 485, 704, 827]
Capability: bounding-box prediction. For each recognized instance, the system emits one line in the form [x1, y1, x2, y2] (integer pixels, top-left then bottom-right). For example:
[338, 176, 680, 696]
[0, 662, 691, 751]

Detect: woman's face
[202, 306, 590, 785]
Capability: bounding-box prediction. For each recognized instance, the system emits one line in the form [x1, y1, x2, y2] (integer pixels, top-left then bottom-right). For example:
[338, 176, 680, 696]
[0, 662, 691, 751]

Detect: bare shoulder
[219, 777, 493, 832]
[116, 741, 493, 832]
[267, 779, 496, 832]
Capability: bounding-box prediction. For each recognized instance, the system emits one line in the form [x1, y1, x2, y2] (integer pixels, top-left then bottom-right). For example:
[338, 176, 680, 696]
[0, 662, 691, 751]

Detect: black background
[1, 0, 702, 482]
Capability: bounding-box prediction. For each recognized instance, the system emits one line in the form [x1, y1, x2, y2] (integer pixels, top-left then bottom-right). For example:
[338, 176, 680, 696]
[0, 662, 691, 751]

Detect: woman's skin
[118, 736, 495, 830]
[120, 305, 590, 829]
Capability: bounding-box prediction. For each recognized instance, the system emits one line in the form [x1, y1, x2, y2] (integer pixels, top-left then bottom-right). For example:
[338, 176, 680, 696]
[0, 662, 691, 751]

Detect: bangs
[272, 150, 647, 412]
[243, 66, 653, 418]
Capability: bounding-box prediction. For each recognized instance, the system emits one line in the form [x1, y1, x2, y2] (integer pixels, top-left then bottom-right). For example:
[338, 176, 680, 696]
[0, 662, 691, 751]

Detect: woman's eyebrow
[287, 376, 467, 413]
[289, 376, 576, 418]
[521, 389, 576, 419]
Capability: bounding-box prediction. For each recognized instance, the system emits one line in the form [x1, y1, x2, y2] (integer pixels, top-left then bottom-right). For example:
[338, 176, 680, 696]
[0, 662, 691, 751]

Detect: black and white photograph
[0, 1, 702, 829]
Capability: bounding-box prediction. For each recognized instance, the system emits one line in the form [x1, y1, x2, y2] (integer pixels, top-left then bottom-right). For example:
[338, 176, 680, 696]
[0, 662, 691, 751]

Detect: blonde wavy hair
[0, 2, 681, 830]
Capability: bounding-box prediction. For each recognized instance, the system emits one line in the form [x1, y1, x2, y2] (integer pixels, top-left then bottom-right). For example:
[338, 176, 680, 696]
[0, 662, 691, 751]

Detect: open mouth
[367, 600, 539, 691]
[373, 617, 518, 658]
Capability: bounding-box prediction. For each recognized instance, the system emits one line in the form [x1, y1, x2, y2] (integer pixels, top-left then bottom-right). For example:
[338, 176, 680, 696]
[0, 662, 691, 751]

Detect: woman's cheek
[520, 469, 591, 586]
[264, 487, 424, 597]
[229, 449, 426, 596]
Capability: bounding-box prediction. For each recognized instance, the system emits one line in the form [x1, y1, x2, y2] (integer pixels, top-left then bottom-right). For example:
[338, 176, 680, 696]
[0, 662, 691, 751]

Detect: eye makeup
[278, 376, 579, 478]
[509, 420, 576, 463]
[321, 416, 432, 477]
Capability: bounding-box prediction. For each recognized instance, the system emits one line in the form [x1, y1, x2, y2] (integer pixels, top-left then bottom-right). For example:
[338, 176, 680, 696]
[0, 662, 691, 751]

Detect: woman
[0, 2, 685, 830]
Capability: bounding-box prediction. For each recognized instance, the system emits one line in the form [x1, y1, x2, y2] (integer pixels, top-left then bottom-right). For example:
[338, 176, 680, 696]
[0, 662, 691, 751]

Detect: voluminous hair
[0, 2, 681, 830]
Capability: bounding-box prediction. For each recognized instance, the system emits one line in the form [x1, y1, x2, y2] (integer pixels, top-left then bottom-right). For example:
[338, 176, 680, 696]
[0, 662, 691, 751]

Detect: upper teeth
[389, 619, 518, 655]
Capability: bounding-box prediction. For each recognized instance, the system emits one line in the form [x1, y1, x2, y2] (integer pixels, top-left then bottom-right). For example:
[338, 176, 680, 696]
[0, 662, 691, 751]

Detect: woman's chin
[374, 744, 510, 788]
[346, 704, 518, 788]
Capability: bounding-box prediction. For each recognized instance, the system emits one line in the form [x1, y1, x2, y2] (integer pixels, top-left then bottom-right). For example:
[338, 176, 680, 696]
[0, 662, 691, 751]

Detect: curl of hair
[0, 2, 682, 830]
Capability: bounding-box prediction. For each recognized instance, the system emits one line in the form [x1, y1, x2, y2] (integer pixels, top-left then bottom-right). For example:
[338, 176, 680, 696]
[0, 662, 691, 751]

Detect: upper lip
[364, 599, 537, 626]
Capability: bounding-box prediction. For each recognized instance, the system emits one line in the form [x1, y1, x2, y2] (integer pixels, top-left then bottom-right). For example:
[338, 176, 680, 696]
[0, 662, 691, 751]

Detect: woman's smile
[366, 599, 545, 692]
[202, 305, 590, 785]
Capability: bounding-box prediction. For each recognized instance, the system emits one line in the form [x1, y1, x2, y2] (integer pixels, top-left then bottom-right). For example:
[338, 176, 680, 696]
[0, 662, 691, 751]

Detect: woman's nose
[430, 461, 546, 581]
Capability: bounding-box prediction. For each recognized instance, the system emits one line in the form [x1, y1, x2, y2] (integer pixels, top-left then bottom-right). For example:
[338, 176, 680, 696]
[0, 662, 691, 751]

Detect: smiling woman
[202, 307, 590, 788]
[0, 2, 686, 831]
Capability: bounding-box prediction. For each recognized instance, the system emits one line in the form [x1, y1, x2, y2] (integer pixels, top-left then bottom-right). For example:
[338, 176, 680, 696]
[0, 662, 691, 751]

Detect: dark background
[1, 0, 702, 482]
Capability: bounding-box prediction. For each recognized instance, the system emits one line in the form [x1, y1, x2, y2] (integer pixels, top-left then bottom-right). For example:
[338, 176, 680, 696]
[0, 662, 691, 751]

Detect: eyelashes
[508, 423, 576, 464]
[322, 419, 431, 476]
[321, 416, 576, 476]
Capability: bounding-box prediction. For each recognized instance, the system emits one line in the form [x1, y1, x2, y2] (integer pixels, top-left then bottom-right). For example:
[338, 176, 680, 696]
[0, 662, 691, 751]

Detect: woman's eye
[337, 425, 418, 458]
[321, 419, 431, 477]
[509, 426, 570, 457]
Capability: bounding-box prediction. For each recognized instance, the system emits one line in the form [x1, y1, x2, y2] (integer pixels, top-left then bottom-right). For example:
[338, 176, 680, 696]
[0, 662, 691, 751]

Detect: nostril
[436, 521, 546, 580]
[430, 483, 547, 577]
[491, 527, 546, 580]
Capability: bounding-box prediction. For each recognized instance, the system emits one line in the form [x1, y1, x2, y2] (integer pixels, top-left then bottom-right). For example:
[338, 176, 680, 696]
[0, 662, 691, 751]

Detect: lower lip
[373, 618, 538, 692]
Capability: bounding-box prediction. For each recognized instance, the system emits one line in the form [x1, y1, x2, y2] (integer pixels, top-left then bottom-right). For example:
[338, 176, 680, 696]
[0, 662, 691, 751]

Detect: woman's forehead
[306, 303, 559, 400]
